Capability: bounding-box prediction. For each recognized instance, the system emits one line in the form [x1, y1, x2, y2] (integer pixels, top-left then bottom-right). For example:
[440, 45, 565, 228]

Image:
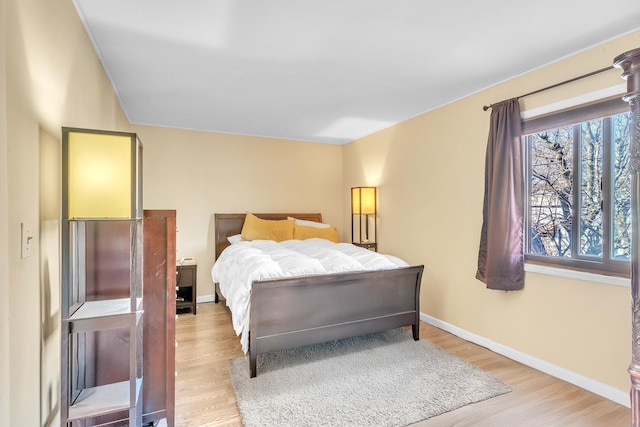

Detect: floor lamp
[351, 187, 377, 251]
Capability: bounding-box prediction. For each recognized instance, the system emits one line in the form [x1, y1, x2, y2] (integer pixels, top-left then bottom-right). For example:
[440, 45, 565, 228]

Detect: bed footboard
[248, 265, 424, 377]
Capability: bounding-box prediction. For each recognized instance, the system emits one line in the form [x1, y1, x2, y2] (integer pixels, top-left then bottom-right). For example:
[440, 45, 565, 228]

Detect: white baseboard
[420, 312, 630, 408]
[197, 294, 216, 304]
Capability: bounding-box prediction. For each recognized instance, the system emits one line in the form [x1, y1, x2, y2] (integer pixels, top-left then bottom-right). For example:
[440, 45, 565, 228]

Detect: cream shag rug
[228, 328, 511, 427]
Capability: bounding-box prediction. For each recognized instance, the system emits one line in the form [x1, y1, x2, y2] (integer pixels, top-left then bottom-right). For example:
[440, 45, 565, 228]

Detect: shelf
[70, 298, 142, 319]
[61, 129, 144, 427]
[67, 298, 143, 333]
[68, 379, 142, 421]
[353, 242, 377, 252]
[176, 263, 197, 315]
[176, 300, 193, 310]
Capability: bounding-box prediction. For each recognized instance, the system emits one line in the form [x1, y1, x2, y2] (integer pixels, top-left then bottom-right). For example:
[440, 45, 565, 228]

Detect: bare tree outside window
[579, 119, 603, 258]
[525, 111, 630, 274]
[613, 113, 631, 261]
[529, 126, 574, 258]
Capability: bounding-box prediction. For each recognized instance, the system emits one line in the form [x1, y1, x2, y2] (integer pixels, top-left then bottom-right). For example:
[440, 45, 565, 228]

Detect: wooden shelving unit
[176, 262, 197, 315]
[61, 219, 144, 426]
[142, 209, 176, 426]
[60, 128, 144, 427]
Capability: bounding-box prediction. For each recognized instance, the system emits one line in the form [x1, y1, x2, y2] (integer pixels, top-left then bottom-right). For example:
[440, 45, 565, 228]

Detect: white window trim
[522, 82, 630, 286]
[524, 262, 630, 287]
[521, 84, 626, 119]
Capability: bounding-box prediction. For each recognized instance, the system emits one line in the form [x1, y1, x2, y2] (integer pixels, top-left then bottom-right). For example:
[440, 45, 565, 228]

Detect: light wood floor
[174, 302, 630, 427]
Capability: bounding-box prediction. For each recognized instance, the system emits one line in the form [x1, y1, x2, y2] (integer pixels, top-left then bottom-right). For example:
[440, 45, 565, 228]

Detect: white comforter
[211, 238, 409, 352]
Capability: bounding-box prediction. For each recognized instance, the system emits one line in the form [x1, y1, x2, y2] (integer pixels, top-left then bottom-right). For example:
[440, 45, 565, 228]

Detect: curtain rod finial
[483, 105, 491, 111]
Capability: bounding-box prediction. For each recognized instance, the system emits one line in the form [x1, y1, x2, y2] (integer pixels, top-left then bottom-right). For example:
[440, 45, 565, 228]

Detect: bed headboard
[214, 213, 323, 260]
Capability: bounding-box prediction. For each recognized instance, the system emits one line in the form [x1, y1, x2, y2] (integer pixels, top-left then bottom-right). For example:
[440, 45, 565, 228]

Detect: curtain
[476, 98, 524, 291]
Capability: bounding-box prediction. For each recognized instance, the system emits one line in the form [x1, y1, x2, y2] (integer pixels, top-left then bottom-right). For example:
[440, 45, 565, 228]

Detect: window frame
[523, 96, 631, 277]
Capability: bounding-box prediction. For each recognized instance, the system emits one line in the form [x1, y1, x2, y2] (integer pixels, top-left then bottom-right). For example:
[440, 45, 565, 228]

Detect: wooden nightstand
[353, 242, 377, 252]
[176, 261, 197, 314]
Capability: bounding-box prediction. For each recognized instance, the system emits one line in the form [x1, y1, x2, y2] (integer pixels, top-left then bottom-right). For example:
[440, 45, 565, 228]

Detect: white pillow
[287, 217, 331, 228]
[227, 234, 243, 244]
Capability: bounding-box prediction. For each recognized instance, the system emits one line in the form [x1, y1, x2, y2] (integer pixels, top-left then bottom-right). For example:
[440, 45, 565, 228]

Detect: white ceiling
[74, 0, 640, 144]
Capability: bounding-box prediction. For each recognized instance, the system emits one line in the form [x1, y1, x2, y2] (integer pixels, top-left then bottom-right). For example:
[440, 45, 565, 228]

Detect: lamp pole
[614, 47, 640, 425]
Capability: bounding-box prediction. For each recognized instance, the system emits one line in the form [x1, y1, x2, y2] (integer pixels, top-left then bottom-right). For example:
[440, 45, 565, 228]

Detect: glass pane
[612, 112, 631, 261]
[579, 119, 603, 257]
[528, 127, 574, 258]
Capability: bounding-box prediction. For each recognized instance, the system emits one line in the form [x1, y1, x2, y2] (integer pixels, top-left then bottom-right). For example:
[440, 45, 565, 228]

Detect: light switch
[21, 222, 34, 258]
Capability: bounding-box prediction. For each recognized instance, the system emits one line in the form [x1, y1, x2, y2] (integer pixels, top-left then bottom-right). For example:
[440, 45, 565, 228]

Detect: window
[523, 97, 631, 276]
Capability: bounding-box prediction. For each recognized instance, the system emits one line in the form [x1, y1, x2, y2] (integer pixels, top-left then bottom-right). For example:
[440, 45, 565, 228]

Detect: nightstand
[353, 242, 377, 252]
[176, 261, 197, 314]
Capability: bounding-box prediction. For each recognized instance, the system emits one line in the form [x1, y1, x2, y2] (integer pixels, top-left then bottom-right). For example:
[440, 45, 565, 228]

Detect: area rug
[228, 328, 511, 427]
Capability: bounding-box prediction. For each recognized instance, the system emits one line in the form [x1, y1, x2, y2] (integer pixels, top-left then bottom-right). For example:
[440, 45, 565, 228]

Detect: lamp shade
[63, 128, 142, 219]
[351, 187, 376, 215]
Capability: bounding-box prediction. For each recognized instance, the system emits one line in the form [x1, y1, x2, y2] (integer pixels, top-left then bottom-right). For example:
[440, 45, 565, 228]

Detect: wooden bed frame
[213, 213, 424, 377]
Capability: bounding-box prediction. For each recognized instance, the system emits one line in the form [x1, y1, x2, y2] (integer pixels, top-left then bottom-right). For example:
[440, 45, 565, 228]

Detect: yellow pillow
[241, 213, 294, 242]
[294, 223, 340, 243]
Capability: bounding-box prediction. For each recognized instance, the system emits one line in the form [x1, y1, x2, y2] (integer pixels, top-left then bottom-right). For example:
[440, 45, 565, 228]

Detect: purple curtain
[476, 98, 524, 291]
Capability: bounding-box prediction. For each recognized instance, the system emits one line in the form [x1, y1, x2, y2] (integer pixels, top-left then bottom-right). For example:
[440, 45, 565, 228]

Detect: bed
[212, 212, 424, 377]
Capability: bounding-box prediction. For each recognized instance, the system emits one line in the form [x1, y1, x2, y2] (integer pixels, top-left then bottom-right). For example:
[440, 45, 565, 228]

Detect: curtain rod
[482, 65, 615, 111]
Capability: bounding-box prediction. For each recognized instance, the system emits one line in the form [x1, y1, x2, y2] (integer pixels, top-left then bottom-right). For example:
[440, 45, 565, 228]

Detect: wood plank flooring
[174, 302, 630, 426]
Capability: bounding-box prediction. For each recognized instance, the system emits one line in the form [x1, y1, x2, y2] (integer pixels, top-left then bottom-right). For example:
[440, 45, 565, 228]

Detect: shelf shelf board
[70, 298, 142, 319]
[68, 379, 142, 421]
[66, 298, 143, 332]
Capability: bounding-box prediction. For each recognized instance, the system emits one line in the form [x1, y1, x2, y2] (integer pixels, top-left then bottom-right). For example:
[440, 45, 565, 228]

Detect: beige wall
[1, 0, 10, 425]
[344, 31, 640, 395]
[133, 124, 343, 298]
[2, 0, 343, 424]
[4, 0, 129, 424]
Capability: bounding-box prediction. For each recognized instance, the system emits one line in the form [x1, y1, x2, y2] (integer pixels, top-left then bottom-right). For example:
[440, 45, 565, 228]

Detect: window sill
[524, 263, 630, 287]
